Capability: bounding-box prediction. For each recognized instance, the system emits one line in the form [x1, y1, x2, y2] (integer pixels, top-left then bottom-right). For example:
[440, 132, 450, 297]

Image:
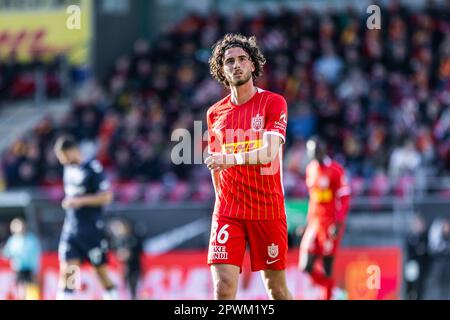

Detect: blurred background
[0, 0, 449, 300]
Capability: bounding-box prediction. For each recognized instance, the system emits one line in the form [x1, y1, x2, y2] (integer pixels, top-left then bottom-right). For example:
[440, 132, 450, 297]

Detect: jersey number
[211, 223, 230, 244]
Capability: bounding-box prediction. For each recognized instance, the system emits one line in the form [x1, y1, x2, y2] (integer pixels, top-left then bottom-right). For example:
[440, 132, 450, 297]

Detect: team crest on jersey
[251, 113, 264, 131]
[268, 243, 279, 258]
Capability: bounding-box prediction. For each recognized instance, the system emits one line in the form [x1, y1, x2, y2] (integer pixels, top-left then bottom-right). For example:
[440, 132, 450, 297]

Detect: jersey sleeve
[264, 94, 288, 144]
[207, 108, 222, 154]
[332, 163, 351, 223]
[87, 160, 110, 193]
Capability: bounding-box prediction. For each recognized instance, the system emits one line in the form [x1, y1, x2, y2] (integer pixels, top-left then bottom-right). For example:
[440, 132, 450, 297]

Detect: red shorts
[207, 214, 287, 272]
[299, 220, 344, 257]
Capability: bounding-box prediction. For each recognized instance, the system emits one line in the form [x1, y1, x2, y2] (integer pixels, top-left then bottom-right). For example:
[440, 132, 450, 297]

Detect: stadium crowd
[0, 54, 64, 102]
[1, 1, 450, 202]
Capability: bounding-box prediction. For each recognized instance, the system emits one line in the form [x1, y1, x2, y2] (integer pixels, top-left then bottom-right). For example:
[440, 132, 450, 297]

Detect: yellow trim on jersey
[311, 188, 333, 203]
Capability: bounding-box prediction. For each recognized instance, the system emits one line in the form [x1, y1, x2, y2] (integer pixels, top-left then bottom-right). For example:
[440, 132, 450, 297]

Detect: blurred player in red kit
[204, 34, 292, 300]
[298, 137, 351, 300]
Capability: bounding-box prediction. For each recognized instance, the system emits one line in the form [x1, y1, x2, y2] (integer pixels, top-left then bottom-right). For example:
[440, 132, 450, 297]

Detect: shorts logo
[208, 246, 228, 260]
[268, 243, 279, 259]
[251, 113, 264, 131]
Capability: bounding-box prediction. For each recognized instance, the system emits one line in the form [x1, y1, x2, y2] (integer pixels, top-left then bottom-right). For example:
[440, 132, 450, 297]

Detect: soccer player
[298, 137, 351, 300]
[204, 34, 292, 300]
[53, 136, 118, 300]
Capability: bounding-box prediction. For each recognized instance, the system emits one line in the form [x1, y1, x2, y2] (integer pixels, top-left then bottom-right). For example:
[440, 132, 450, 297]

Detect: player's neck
[316, 156, 331, 166]
[230, 81, 257, 105]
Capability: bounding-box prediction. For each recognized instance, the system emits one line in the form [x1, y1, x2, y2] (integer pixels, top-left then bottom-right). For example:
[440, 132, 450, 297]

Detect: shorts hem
[251, 265, 286, 272]
[207, 261, 243, 273]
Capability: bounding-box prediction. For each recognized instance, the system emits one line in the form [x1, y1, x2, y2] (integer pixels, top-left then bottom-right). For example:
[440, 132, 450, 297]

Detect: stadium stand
[1, 1, 449, 202]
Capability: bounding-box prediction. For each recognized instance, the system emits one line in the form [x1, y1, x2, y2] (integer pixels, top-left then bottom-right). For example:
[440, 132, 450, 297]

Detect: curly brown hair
[209, 33, 266, 87]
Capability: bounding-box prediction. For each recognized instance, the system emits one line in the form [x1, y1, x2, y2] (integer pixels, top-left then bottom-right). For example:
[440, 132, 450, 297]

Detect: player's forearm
[232, 145, 277, 165]
[210, 146, 275, 169]
[229, 134, 282, 166]
[76, 191, 113, 207]
[211, 171, 219, 194]
[206, 135, 283, 171]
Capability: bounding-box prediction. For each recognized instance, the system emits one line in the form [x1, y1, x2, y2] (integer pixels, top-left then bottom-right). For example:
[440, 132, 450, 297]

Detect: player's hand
[204, 154, 235, 172]
[62, 197, 82, 209]
[329, 223, 341, 240]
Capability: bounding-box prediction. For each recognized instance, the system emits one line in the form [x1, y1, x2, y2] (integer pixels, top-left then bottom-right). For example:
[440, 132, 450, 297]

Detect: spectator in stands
[314, 43, 344, 85]
[389, 138, 423, 182]
[0, 53, 63, 101]
[2, 218, 41, 300]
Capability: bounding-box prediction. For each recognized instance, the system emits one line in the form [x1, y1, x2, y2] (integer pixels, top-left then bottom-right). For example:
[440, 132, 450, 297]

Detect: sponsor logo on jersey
[311, 188, 333, 202]
[222, 139, 263, 154]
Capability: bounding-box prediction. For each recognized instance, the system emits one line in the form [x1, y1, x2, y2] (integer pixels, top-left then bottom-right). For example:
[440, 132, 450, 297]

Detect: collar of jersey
[228, 87, 262, 107]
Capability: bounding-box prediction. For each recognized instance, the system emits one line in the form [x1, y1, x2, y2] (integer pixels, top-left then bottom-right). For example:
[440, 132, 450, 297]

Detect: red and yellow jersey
[305, 159, 351, 224]
[207, 88, 287, 220]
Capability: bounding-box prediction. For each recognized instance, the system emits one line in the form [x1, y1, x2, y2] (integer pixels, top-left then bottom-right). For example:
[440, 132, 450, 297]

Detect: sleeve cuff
[263, 131, 286, 144]
[337, 187, 351, 197]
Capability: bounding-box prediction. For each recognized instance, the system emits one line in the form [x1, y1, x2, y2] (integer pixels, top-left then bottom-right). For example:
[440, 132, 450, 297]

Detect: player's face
[10, 219, 26, 234]
[307, 139, 326, 162]
[222, 47, 255, 87]
[55, 148, 80, 165]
